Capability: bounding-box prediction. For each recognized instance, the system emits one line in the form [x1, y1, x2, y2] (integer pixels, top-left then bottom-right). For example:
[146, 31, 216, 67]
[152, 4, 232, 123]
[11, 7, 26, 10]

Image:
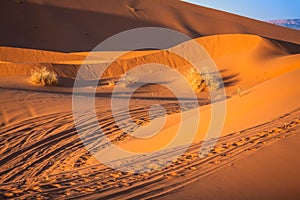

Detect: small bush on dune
[107, 80, 115, 87]
[185, 68, 206, 93]
[118, 73, 138, 87]
[124, 74, 138, 87]
[185, 67, 221, 93]
[201, 69, 221, 91]
[30, 67, 58, 86]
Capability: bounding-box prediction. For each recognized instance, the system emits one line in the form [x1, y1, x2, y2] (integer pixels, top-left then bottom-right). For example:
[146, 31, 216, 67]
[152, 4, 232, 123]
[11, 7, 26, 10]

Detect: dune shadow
[58, 76, 125, 88]
[219, 69, 240, 88]
[0, 1, 190, 52]
[1, 0, 300, 54]
[123, 81, 173, 88]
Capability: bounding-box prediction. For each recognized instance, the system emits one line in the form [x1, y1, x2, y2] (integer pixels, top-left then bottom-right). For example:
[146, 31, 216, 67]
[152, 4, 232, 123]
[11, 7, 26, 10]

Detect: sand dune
[1, 34, 299, 93]
[1, 0, 300, 199]
[0, 33, 300, 198]
[161, 131, 300, 200]
[107, 68, 300, 153]
[0, 47, 87, 63]
[1, 0, 300, 52]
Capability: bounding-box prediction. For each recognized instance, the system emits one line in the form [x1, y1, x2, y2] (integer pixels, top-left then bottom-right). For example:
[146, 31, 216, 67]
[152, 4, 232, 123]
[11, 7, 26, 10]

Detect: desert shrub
[227, 86, 247, 98]
[30, 67, 58, 86]
[237, 86, 246, 97]
[125, 74, 138, 86]
[185, 68, 206, 93]
[107, 80, 115, 87]
[119, 73, 138, 87]
[185, 67, 221, 93]
[201, 69, 221, 91]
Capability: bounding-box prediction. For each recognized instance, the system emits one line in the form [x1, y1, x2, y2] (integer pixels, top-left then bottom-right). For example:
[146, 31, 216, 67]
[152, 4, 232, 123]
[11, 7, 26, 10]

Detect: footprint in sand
[4, 192, 14, 197]
[245, 147, 257, 151]
[166, 172, 179, 178]
[11, 188, 23, 194]
[110, 173, 121, 179]
[83, 187, 96, 192]
[220, 153, 232, 157]
[147, 163, 160, 170]
[188, 166, 197, 170]
[214, 146, 227, 153]
[172, 159, 183, 165]
[198, 152, 209, 158]
[209, 160, 222, 165]
[31, 185, 42, 192]
[52, 184, 62, 189]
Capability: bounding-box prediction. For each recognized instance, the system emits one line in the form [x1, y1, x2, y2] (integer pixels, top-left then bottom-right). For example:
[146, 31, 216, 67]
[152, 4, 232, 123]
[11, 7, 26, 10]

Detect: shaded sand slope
[1, 0, 300, 52]
[1, 34, 299, 94]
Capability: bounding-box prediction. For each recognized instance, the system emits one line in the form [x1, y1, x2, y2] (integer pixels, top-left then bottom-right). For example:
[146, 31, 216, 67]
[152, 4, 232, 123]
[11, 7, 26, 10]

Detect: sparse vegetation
[185, 68, 205, 93]
[121, 73, 138, 87]
[237, 86, 246, 97]
[228, 86, 247, 97]
[184, 67, 221, 93]
[107, 80, 115, 87]
[30, 67, 58, 86]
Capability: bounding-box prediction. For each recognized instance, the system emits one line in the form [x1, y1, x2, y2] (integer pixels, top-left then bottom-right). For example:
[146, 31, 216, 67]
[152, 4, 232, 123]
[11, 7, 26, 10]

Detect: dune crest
[1, 1, 300, 199]
[1, 0, 300, 52]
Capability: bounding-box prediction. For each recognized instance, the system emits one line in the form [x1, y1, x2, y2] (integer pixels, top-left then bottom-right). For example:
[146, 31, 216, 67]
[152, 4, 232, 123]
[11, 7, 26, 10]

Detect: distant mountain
[267, 19, 300, 31]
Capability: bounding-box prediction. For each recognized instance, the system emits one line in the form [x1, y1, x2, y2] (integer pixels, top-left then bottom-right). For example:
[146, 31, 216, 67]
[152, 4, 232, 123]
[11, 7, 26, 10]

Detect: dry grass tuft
[119, 73, 138, 87]
[107, 80, 115, 87]
[30, 67, 58, 86]
[185, 67, 221, 93]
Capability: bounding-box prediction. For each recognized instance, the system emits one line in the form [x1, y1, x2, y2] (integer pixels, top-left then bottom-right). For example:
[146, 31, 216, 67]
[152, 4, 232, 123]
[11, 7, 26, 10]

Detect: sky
[182, 0, 300, 21]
